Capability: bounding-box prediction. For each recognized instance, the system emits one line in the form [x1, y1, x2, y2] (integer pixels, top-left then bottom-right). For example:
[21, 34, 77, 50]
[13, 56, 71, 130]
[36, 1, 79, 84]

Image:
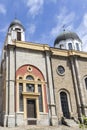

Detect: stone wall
[16, 48, 47, 81]
[51, 55, 78, 120]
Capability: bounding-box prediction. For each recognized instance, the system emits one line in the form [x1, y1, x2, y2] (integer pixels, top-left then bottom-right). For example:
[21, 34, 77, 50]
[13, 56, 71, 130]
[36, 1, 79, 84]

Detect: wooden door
[27, 99, 36, 118]
[27, 99, 36, 125]
[60, 92, 70, 118]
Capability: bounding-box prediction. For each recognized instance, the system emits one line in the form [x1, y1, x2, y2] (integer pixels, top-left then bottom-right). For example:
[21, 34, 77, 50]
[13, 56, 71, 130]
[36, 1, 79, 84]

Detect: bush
[83, 115, 87, 125]
[79, 115, 87, 128]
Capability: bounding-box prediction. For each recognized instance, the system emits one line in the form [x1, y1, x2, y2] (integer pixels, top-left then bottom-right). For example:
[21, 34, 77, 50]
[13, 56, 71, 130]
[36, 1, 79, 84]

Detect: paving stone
[0, 125, 86, 130]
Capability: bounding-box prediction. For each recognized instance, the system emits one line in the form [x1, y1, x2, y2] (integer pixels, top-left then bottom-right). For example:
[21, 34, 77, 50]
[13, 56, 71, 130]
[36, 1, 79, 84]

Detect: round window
[27, 66, 32, 72]
[57, 65, 65, 75]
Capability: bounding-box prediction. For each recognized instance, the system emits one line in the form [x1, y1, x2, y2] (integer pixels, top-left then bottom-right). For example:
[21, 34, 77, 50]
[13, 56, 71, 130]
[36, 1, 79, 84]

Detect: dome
[54, 31, 82, 46]
[9, 19, 25, 30]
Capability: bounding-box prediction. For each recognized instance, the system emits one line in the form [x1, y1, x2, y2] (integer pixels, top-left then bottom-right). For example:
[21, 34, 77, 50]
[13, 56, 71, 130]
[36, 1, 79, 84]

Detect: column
[4, 48, 9, 126]
[74, 56, 86, 116]
[45, 51, 58, 126]
[7, 47, 16, 127]
[69, 56, 82, 119]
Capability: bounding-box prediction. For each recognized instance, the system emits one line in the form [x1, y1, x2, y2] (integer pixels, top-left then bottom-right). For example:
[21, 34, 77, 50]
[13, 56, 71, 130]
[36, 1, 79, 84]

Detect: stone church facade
[0, 19, 87, 127]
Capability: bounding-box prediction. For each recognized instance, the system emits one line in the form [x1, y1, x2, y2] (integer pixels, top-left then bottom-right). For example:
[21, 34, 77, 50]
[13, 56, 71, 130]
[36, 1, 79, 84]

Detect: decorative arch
[16, 64, 48, 119]
[58, 88, 70, 95]
[16, 64, 45, 81]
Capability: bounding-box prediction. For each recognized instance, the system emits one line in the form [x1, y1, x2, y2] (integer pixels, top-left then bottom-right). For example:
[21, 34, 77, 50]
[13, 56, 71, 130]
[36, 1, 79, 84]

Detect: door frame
[23, 94, 39, 119]
[59, 90, 72, 118]
[60, 91, 70, 118]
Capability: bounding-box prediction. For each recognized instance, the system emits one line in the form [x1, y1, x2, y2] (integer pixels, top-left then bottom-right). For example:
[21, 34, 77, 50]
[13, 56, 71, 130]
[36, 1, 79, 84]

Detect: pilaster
[5, 46, 16, 127]
[45, 51, 58, 126]
[69, 56, 82, 118]
[74, 56, 86, 116]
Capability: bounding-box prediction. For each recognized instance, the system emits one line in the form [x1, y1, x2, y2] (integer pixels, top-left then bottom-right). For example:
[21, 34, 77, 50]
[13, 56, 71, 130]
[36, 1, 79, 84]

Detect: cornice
[6, 40, 87, 58]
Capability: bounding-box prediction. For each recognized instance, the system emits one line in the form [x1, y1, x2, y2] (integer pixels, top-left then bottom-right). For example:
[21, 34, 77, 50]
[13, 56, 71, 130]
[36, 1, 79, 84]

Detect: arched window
[76, 43, 80, 51]
[19, 83, 23, 111]
[38, 84, 43, 112]
[19, 77, 22, 80]
[17, 32, 21, 41]
[26, 75, 34, 80]
[38, 78, 41, 81]
[68, 43, 72, 50]
[60, 44, 64, 49]
[15, 28, 21, 41]
[85, 78, 87, 89]
[60, 91, 70, 118]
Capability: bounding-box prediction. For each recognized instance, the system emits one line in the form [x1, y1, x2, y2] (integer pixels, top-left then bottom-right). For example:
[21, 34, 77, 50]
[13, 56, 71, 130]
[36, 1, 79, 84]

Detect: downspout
[44, 50, 52, 126]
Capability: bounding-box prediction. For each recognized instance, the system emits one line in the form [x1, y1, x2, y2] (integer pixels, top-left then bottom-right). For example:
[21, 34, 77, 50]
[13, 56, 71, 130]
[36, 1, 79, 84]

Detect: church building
[0, 19, 87, 127]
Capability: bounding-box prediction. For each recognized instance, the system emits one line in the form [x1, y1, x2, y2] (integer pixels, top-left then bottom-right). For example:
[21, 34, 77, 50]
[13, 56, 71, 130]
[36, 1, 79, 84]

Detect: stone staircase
[63, 118, 79, 127]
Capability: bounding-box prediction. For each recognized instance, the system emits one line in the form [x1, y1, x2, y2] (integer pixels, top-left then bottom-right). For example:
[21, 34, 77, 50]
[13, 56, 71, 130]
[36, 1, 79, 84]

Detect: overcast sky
[0, 0, 87, 52]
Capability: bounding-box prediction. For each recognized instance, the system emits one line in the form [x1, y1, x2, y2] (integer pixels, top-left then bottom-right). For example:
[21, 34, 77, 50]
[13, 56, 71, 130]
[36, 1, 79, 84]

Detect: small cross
[14, 11, 17, 19]
[62, 24, 66, 31]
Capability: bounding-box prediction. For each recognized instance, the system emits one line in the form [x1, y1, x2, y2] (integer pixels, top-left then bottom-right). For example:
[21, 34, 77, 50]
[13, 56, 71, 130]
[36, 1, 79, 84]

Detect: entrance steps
[62, 118, 79, 127]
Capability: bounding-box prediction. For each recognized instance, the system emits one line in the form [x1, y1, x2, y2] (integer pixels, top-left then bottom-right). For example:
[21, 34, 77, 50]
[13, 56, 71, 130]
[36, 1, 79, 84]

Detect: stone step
[64, 119, 79, 127]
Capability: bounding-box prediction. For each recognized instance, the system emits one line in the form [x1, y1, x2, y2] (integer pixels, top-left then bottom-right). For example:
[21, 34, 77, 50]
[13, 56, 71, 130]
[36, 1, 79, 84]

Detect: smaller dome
[54, 31, 82, 46]
[9, 19, 25, 30]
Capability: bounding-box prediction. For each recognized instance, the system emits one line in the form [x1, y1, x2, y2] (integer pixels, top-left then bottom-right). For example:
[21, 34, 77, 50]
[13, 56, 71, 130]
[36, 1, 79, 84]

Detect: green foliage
[79, 123, 84, 128]
[79, 115, 87, 129]
[83, 115, 87, 125]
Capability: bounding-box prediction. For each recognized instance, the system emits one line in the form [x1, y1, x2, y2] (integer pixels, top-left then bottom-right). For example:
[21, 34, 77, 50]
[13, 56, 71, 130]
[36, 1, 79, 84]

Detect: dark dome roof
[54, 31, 82, 46]
[9, 19, 25, 30]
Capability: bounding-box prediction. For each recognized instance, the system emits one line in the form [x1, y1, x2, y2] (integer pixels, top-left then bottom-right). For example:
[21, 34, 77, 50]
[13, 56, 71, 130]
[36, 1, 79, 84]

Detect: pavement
[0, 125, 86, 130]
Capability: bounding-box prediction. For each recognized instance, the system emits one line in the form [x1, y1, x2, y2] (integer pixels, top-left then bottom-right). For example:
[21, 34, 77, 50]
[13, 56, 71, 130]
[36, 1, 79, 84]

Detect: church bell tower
[7, 19, 25, 44]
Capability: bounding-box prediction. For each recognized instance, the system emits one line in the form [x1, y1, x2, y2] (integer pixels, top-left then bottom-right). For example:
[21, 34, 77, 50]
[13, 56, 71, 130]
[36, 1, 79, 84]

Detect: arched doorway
[60, 92, 70, 118]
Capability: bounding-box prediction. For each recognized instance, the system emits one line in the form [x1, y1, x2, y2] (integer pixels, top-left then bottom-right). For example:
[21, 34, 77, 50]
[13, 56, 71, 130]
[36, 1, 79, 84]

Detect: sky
[0, 0, 87, 53]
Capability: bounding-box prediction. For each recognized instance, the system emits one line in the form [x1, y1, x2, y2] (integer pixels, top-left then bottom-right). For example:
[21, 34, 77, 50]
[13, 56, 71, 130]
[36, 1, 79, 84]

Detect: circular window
[57, 65, 65, 75]
[27, 66, 32, 72]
